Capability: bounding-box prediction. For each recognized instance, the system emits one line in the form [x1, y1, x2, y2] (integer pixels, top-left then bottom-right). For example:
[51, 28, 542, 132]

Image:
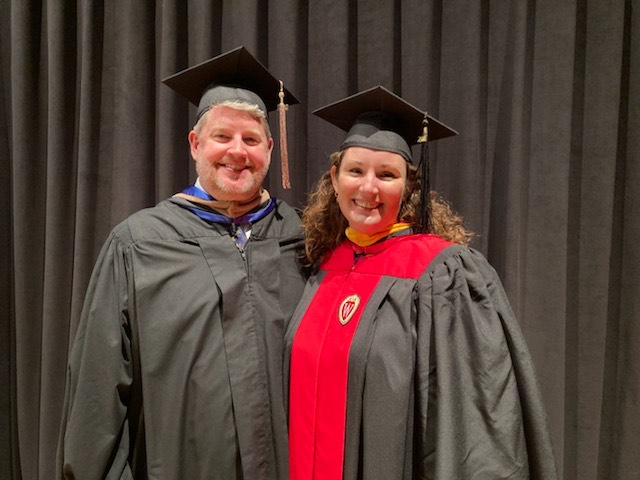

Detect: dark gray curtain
[1, 0, 638, 478]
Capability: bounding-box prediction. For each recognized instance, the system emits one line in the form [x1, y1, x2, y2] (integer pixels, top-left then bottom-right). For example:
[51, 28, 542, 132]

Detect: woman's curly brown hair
[301, 150, 474, 267]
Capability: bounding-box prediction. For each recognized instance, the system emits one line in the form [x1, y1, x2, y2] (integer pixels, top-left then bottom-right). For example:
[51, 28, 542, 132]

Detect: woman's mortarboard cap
[314, 85, 458, 232]
[312, 85, 457, 163]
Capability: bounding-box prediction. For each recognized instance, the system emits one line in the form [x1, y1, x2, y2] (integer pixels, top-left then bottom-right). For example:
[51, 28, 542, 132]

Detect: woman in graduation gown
[285, 86, 558, 480]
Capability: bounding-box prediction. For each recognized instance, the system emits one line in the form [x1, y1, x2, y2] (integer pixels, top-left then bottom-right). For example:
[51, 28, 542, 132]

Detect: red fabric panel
[322, 234, 452, 279]
[289, 234, 451, 479]
[289, 271, 380, 479]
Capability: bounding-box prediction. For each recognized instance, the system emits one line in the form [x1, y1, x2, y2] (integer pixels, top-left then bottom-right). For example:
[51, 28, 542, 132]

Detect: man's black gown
[57, 196, 306, 479]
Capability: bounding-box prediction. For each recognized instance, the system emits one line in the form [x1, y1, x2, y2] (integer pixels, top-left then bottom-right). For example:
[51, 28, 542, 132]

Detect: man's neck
[176, 180, 270, 219]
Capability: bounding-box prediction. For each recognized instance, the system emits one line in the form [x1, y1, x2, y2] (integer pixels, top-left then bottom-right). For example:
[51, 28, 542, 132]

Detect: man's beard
[195, 157, 269, 201]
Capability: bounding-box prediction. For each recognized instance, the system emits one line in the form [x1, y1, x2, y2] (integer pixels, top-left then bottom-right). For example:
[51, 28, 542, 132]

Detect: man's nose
[227, 136, 248, 157]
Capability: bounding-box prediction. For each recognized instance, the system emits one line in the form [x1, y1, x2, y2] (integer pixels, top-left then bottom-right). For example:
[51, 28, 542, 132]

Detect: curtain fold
[1, 0, 16, 476]
[2, 0, 638, 478]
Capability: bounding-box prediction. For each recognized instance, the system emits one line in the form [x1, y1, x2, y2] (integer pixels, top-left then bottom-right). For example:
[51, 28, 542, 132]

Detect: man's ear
[188, 130, 199, 160]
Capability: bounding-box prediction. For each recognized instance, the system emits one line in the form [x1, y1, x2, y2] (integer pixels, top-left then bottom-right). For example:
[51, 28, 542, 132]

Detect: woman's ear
[403, 165, 415, 200]
[330, 165, 339, 193]
[403, 183, 413, 201]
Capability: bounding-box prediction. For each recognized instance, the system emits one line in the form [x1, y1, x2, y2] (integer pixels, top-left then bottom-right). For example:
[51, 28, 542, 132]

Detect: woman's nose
[359, 172, 379, 194]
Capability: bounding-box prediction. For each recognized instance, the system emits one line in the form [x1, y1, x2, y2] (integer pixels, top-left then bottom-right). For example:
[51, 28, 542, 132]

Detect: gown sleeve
[415, 246, 557, 480]
[56, 232, 135, 479]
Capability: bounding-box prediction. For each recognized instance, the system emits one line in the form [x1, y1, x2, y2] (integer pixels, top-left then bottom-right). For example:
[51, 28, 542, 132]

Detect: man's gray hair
[193, 100, 272, 139]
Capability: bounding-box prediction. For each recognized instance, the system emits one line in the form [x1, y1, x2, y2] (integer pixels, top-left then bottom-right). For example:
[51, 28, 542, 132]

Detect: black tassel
[417, 113, 431, 233]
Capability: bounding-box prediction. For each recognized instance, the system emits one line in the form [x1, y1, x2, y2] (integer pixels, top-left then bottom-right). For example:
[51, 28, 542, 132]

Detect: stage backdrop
[1, 1, 638, 479]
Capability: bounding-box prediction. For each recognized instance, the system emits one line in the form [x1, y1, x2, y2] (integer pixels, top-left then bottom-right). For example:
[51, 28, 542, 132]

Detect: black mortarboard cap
[162, 46, 299, 121]
[314, 85, 458, 233]
[312, 85, 457, 163]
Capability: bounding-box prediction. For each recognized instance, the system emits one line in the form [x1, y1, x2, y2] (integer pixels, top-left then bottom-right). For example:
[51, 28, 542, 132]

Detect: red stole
[289, 234, 451, 479]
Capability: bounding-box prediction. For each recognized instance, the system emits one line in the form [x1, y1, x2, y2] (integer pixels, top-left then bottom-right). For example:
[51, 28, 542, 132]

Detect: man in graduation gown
[56, 47, 306, 479]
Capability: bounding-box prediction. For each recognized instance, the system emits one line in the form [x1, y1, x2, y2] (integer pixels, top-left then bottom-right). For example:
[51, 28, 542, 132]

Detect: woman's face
[331, 147, 407, 235]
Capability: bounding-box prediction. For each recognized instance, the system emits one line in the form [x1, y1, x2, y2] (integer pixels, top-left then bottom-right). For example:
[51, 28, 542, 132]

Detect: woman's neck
[345, 222, 411, 247]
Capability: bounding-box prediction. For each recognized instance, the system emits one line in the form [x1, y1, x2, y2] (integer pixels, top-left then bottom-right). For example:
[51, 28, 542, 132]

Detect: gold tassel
[278, 81, 291, 189]
[417, 122, 429, 143]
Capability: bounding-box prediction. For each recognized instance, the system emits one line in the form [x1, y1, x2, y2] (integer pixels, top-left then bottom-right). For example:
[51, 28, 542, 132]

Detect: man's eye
[244, 137, 259, 145]
[214, 134, 230, 141]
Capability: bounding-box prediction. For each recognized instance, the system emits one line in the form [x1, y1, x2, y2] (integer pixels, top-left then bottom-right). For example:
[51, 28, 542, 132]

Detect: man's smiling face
[189, 105, 273, 201]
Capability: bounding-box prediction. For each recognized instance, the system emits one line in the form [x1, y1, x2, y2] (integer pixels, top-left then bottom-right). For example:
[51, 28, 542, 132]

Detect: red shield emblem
[338, 294, 361, 325]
